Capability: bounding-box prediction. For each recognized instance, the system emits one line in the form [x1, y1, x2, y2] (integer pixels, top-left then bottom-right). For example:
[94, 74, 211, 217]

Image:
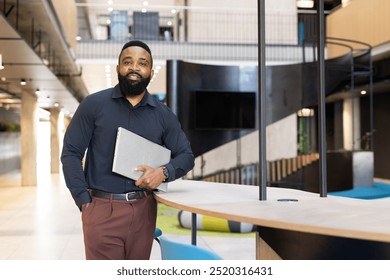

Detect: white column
[343, 97, 361, 151]
[50, 107, 63, 174]
[63, 115, 71, 131]
[21, 91, 38, 186]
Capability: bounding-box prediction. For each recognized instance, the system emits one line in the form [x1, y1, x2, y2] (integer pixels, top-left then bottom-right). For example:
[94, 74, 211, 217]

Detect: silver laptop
[112, 127, 171, 192]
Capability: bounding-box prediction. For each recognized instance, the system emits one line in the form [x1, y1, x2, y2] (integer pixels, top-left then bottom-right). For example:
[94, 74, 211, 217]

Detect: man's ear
[150, 69, 155, 79]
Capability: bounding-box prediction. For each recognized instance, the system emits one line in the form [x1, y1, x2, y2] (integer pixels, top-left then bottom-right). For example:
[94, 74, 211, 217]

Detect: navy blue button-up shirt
[61, 85, 194, 209]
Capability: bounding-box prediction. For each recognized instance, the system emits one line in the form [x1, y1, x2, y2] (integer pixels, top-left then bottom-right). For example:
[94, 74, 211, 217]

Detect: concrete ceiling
[0, 0, 88, 117]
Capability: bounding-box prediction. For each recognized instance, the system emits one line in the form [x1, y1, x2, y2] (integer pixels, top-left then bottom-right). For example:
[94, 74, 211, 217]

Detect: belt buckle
[125, 192, 137, 202]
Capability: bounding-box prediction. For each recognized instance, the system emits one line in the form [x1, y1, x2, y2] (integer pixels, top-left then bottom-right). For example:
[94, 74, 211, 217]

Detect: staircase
[200, 153, 319, 188]
[197, 38, 373, 193]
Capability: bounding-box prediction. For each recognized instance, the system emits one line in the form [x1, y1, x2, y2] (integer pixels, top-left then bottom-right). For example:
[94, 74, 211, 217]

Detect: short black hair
[118, 40, 153, 66]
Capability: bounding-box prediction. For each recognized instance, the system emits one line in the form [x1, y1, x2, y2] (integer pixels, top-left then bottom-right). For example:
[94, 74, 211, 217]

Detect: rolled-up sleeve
[162, 110, 195, 181]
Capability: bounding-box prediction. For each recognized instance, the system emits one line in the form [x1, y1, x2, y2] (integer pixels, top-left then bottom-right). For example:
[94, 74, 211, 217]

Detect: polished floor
[0, 122, 255, 260]
[2, 123, 389, 261]
[0, 171, 82, 260]
[0, 169, 255, 260]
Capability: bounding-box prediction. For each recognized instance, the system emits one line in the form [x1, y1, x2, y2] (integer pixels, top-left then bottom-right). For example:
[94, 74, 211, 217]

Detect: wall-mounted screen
[194, 90, 256, 130]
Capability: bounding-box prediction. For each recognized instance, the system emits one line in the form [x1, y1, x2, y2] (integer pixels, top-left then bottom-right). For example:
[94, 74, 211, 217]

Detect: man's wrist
[161, 166, 169, 181]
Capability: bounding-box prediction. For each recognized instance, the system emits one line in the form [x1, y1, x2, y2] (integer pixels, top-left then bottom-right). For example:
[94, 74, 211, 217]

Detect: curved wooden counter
[155, 179, 390, 259]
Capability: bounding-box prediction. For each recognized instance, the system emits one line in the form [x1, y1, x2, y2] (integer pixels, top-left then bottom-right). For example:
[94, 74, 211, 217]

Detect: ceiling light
[0, 98, 20, 104]
[297, 0, 314, 8]
[0, 54, 4, 70]
[297, 108, 314, 117]
[342, 0, 351, 7]
[20, 79, 26, 86]
[0, 92, 12, 98]
[360, 90, 367, 95]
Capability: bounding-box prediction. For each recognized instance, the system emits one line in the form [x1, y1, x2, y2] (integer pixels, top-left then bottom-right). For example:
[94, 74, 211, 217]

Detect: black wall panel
[167, 60, 258, 157]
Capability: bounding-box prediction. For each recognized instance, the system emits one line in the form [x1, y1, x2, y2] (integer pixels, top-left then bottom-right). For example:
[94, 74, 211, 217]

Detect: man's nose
[129, 63, 140, 71]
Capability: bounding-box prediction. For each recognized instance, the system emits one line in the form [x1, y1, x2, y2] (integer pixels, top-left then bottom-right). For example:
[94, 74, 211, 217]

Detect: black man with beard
[61, 40, 194, 260]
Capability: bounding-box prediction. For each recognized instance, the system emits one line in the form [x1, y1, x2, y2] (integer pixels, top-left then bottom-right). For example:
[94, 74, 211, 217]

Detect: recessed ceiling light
[0, 54, 4, 70]
[297, 0, 314, 8]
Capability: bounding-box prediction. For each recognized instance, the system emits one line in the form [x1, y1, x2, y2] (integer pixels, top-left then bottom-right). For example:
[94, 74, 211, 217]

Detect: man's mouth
[127, 73, 142, 80]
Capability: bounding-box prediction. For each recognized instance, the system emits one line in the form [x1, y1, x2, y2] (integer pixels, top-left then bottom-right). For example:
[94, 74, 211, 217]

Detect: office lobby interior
[1, 0, 390, 260]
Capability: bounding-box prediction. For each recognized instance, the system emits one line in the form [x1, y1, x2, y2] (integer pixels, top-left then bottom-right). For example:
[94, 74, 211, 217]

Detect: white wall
[190, 113, 298, 177]
[265, 113, 298, 161]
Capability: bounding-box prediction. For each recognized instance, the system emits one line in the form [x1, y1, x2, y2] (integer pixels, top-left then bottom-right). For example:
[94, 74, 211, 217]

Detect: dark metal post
[16, 0, 19, 30]
[166, 60, 178, 114]
[257, 0, 267, 200]
[191, 213, 197, 245]
[369, 53, 374, 151]
[183, 0, 188, 42]
[31, 18, 34, 48]
[317, 0, 327, 197]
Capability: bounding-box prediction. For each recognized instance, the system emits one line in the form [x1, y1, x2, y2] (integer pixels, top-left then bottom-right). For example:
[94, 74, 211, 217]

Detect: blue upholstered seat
[154, 228, 223, 260]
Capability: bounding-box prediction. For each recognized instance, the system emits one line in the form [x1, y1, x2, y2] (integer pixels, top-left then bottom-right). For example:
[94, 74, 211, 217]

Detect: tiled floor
[0, 170, 255, 260]
[0, 123, 255, 260]
[0, 171, 83, 260]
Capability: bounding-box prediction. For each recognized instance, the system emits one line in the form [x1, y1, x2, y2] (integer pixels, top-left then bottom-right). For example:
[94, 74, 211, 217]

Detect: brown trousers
[81, 194, 157, 260]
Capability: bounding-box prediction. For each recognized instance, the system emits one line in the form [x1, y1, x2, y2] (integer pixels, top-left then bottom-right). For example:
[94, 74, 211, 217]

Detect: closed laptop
[112, 127, 171, 192]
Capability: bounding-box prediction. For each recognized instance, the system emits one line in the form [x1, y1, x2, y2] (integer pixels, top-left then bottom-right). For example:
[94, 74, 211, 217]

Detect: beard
[118, 72, 151, 97]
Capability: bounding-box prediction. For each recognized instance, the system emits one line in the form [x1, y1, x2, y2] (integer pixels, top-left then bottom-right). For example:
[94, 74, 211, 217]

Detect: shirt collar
[112, 84, 157, 108]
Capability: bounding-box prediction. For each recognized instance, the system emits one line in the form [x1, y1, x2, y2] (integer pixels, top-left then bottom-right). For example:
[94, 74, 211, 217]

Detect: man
[61, 40, 194, 260]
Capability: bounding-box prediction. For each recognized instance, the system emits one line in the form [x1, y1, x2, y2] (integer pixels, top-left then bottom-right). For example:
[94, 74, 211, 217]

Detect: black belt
[89, 189, 153, 201]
